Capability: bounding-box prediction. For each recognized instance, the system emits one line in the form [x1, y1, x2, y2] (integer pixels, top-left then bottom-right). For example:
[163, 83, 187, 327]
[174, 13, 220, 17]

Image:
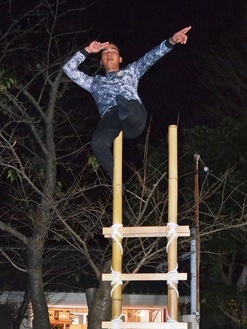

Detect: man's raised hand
[85, 41, 109, 54]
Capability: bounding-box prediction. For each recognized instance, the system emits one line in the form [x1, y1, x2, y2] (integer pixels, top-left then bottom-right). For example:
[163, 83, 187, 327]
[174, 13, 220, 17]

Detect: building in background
[0, 291, 190, 329]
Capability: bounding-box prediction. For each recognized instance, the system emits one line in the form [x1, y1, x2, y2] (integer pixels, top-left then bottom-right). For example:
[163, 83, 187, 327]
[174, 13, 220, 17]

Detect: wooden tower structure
[102, 125, 189, 329]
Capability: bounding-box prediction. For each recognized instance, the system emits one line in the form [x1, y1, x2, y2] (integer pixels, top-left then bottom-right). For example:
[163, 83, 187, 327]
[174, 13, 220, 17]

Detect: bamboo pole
[111, 131, 123, 320]
[167, 125, 178, 321]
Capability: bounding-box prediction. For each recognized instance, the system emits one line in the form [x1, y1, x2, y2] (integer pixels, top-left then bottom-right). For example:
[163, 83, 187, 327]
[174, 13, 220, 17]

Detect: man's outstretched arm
[130, 26, 192, 79]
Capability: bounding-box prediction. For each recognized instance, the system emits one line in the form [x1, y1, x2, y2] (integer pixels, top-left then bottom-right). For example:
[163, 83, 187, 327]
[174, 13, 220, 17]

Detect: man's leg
[91, 108, 122, 178]
[120, 99, 147, 139]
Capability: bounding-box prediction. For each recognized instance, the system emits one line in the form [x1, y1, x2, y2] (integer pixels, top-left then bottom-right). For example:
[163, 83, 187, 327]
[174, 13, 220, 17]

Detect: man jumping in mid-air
[63, 26, 191, 180]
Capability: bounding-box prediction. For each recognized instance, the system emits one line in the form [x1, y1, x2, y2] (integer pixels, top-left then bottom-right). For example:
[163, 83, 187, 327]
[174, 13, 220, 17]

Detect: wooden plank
[103, 226, 190, 238]
[102, 321, 188, 328]
[102, 273, 187, 281]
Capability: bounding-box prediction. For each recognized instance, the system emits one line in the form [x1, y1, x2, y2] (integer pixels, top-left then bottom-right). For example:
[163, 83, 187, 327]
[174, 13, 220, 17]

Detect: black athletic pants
[91, 100, 147, 178]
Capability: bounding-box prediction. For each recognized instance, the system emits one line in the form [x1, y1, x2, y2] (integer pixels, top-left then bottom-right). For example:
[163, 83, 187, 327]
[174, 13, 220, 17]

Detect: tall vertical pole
[167, 125, 178, 320]
[111, 131, 123, 320]
[190, 228, 197, 314]
[194, 154, 200, 323]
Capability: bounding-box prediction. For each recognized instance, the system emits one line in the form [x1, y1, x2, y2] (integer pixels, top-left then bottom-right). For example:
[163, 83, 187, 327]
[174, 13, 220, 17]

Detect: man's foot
[116, 95, 130, 120]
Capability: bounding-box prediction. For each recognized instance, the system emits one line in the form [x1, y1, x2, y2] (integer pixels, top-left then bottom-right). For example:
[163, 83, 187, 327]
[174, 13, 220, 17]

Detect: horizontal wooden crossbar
[102, 273, 187, 281]
[102, 321, 188, 328]
[103, 226, 190, 238]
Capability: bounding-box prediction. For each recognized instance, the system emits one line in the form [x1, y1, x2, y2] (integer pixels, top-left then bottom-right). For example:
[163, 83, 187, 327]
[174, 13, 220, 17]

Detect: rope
[111, 314, 123, 329]
[167, 264, 179, 298]
[111, 224, 123, 255]
[166, 223, 179, 324]
[166, 312, 179, 328]
[166, 223, 178, 253]
[110, 267, 123, 297]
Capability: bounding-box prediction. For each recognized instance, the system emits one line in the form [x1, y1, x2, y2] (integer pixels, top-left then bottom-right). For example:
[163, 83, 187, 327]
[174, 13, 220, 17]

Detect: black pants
[91, 100, 147, 178]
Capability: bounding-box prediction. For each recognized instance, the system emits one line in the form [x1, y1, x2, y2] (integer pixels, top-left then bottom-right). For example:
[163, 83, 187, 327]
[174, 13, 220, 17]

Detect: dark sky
[83, 0, 245, 141]
[1, 0, 245, 134]
[1, 0, 245, 145]
[88, 0, 244, 53]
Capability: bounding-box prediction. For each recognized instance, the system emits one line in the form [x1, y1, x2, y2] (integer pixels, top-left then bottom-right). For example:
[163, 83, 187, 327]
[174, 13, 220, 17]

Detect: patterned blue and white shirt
[63, 40, 173, 117]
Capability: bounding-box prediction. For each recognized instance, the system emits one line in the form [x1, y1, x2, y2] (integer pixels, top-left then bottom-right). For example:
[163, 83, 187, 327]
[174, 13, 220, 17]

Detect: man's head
[100, 43, 123, 72]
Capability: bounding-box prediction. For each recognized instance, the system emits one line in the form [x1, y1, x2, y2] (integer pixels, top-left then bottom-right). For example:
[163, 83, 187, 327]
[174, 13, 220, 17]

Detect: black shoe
[116, 95, 129, 120]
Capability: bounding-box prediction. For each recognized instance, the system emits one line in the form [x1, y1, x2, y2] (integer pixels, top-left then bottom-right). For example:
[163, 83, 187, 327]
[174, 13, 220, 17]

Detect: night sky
[1, 0, 245, 153]
[1, 0, 245, 135]
[84, 0, 245, 136]
[54, 0, 241, 159]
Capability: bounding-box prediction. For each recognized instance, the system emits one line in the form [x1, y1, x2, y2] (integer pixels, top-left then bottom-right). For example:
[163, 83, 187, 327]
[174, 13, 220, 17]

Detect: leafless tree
[0, 1, 97, 328]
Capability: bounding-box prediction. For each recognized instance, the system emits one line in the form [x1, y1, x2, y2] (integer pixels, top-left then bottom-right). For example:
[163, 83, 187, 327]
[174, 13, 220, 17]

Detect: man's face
[100, 43, 122, 72]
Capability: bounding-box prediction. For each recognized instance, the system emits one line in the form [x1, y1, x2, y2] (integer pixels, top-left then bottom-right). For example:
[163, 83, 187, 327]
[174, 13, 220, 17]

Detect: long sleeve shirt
[63, 40, 173, 117]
